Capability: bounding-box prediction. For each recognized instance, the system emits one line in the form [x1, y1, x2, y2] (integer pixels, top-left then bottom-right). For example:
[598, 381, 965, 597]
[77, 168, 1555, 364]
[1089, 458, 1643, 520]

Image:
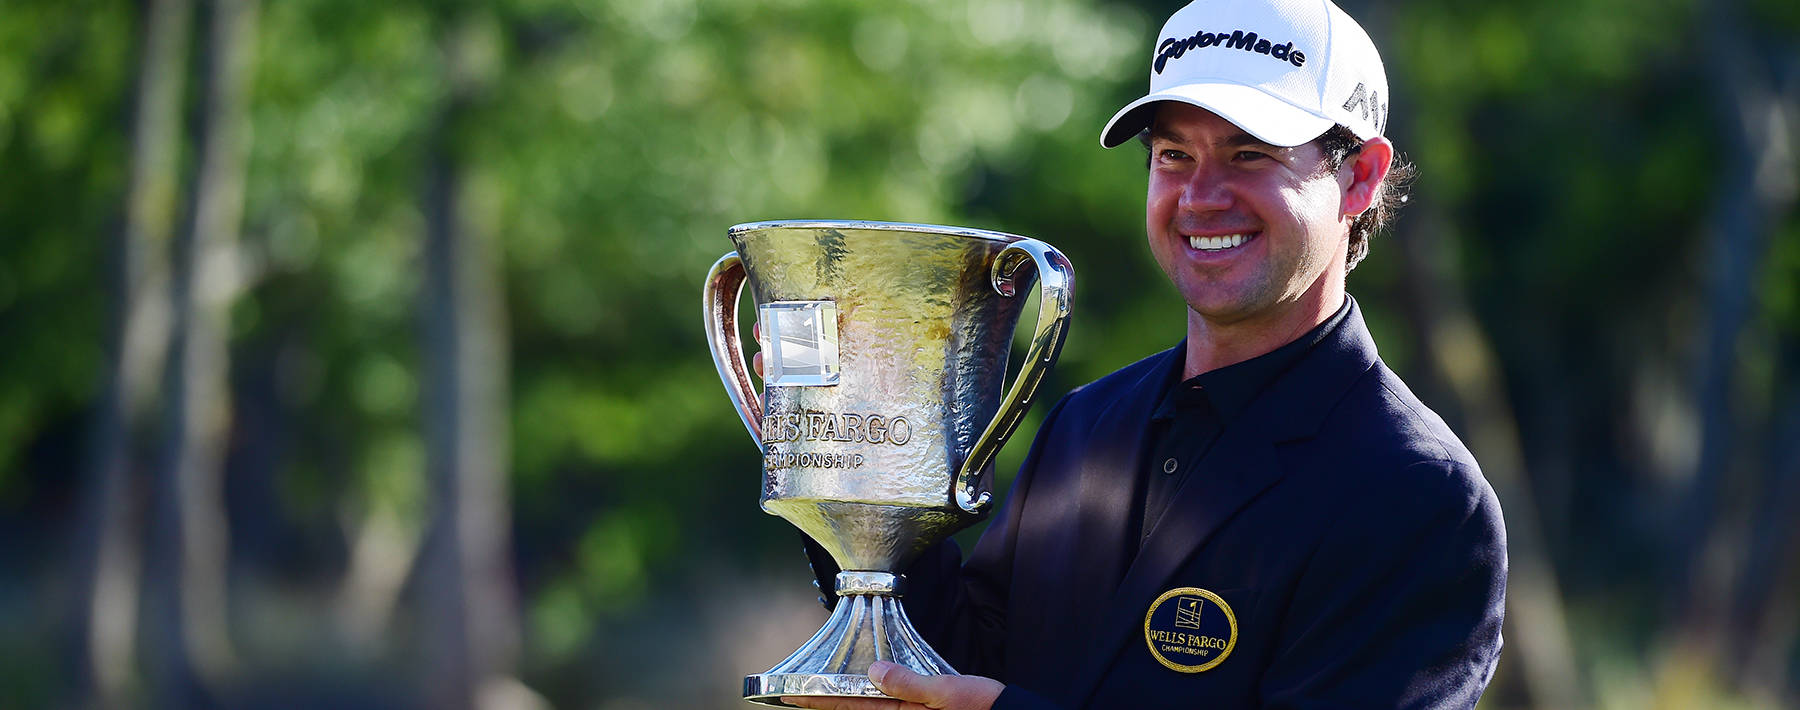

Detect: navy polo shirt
[1130, 298, 1353, 551]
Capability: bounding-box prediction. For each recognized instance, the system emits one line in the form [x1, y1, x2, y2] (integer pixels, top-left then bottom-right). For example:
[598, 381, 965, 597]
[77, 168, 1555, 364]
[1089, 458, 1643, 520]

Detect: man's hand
[781, 661, 1005, 710]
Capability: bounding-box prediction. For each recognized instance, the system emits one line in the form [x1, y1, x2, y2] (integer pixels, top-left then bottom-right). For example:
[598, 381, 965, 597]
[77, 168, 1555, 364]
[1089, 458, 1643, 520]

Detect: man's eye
[1159, 149, 1189, 162]
[1235, 150, 1270, 161]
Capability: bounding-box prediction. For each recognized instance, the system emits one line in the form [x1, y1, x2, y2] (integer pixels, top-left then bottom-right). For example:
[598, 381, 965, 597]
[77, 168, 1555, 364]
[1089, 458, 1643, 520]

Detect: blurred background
[1, 0, 1797, 708]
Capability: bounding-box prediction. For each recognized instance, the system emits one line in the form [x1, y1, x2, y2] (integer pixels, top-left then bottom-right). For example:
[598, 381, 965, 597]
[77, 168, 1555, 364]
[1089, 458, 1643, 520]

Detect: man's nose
[1178, 162, 1233, 213]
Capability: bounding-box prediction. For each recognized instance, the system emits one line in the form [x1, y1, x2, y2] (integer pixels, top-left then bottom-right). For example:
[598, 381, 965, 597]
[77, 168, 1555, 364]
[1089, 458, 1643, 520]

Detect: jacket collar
[1152, 297, 1353, 426]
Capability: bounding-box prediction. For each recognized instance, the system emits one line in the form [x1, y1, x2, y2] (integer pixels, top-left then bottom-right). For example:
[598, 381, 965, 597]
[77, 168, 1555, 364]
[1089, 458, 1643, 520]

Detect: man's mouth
[1187, 233, 1254, 251]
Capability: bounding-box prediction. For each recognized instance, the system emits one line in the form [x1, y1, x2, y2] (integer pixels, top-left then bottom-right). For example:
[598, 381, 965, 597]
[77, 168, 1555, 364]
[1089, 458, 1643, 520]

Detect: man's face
[1144, 103, 1353, 331]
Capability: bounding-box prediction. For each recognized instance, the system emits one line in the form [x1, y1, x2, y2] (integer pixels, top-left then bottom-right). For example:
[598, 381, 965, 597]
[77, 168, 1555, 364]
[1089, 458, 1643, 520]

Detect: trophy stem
[743, 572, 957, 707]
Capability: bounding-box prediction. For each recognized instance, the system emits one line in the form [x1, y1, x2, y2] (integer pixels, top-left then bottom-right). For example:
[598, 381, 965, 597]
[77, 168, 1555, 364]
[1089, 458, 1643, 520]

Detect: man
[787, 0, 1507, 708]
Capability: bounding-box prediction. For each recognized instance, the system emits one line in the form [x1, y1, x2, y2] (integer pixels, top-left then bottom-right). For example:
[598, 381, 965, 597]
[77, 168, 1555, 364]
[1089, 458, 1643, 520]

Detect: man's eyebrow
[1145, 125, 1182, 144]
[1220, 133, 1284, 152]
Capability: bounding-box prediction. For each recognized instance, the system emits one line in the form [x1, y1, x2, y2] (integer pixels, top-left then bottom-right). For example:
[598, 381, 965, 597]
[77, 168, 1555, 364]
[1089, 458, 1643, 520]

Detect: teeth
[1187, 233, 1248, 251]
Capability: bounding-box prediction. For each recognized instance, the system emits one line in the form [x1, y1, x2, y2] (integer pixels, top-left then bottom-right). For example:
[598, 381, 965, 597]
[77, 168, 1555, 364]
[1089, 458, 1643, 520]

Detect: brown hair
[1315, 124, 1415, 272]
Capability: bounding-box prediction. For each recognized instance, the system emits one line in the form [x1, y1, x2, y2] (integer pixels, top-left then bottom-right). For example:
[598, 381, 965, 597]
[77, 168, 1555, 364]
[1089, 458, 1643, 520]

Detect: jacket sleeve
[1259, 460, 1508, 710]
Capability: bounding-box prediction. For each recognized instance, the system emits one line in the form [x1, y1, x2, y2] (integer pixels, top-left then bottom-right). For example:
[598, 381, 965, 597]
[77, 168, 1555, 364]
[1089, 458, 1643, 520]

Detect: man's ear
[1341, 136, 1393, 218]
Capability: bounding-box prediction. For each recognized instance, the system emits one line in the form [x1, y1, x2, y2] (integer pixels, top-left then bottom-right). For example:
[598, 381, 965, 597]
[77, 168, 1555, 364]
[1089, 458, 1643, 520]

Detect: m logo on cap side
[1155, 29, 1306, 74]
[1340, 82, 1388, 133]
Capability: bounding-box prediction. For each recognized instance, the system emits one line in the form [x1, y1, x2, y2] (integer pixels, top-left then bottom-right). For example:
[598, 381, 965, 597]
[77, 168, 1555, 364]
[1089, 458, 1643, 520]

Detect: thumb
[869, 661, 1004, 710]
[867, 661, 933, 703]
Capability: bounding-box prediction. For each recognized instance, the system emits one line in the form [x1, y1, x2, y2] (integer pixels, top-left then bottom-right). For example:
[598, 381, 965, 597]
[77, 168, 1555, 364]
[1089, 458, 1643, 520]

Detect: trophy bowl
[703, 220, 1073, 707]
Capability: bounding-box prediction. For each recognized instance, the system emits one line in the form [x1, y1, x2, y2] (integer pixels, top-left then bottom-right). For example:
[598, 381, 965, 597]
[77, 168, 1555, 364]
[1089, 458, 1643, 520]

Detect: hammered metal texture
[721, 220, 1071, 571]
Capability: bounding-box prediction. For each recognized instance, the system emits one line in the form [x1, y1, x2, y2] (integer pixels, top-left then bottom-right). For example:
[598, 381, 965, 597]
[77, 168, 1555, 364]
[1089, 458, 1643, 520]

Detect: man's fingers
[868, 662, 1005, 710]
[779, 695, 904, 710]
[752, 321, 764, 378]
[778, 663, 926, 710]
[781, 663, 1000, 710]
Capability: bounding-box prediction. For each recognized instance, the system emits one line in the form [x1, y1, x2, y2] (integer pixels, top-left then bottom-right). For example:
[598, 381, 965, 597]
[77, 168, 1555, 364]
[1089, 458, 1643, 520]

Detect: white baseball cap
[1100, 0, 1389, 148]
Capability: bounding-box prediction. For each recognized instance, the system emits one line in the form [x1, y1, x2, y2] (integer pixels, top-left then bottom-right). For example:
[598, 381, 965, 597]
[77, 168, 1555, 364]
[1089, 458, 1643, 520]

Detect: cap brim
[1099, 82, 1335, 149]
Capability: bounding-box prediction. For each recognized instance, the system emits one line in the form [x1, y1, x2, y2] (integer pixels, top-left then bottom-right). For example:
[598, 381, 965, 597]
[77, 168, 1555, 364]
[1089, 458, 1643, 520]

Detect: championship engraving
[703, 220, 1074, 706]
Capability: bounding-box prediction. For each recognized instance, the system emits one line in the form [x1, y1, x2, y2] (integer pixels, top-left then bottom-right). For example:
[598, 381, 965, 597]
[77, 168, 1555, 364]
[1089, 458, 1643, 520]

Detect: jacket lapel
[1026, 346, 1174, 698]
[1062, 301, 1382, 707]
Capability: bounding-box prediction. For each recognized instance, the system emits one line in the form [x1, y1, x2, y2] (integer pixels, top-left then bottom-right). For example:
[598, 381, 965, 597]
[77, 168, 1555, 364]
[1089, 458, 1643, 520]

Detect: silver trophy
[703, 220, 1074, 706]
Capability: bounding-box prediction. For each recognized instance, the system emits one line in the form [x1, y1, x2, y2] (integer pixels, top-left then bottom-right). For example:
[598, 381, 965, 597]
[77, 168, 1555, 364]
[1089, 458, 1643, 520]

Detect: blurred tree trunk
[143, 0, 257, 705]
[1656, 0, 1800, 670]
[417, 15, 524, 710]
[1391, 208, 1583, 710]
[71, 0, 192, 705]
[1355, 0, 1584, 700]
[1659, 0, 1798, 697]
[334, 504, 424, 655]
[1730, 352, 1800, 702]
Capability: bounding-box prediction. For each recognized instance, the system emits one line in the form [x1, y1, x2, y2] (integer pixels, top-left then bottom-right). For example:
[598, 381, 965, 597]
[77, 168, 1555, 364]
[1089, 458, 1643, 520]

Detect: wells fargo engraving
[762, 410, 913, 446]
[762, 409, 913, 471]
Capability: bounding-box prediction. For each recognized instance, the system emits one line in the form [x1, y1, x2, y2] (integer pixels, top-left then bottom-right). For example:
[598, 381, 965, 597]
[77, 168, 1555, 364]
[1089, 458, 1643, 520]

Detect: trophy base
[743, 576, 957, 707]
[743, 673, 880, 707]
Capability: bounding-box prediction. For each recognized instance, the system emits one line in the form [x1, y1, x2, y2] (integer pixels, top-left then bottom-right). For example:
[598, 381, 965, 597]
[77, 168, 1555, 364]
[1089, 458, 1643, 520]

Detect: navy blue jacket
[833, 300, 1507, 709]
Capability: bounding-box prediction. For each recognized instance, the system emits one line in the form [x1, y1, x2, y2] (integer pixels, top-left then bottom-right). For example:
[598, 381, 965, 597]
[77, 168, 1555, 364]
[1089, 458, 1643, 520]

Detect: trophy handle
[704, 251, 763, 447]
[954, 240, 1075, 514]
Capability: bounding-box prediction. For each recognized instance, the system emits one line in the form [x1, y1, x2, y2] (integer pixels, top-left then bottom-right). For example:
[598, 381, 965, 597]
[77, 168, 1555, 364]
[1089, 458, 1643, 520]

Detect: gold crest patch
[1143, 587, 1237, 673]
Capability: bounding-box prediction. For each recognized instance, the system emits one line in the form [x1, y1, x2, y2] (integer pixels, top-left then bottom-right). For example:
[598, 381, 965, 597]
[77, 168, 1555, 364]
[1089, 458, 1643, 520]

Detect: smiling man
[787, 1, 1507, 708]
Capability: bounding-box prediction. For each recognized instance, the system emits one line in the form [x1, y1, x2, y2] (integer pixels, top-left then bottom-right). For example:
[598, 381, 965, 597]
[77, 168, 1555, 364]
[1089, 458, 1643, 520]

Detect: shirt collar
[1151, 296, 1353, 423]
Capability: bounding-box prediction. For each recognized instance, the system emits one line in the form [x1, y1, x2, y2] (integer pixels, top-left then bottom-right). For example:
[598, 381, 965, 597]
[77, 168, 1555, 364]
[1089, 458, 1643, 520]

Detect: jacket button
[1163, 457, 1178, 474]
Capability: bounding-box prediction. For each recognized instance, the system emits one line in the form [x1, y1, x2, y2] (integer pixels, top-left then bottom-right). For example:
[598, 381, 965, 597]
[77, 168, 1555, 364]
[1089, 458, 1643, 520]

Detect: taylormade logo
[1155, 29, 1306, 73]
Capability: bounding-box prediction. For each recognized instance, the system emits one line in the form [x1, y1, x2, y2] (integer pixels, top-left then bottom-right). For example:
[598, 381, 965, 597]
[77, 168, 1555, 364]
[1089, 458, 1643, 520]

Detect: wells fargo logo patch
[1143, 587, 1237, 673]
